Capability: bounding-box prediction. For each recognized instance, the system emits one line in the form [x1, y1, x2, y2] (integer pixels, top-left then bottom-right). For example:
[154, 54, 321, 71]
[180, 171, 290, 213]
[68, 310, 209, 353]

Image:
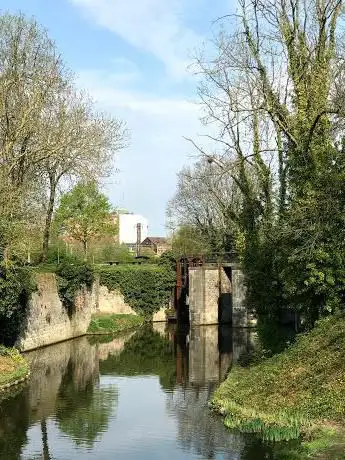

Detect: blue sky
[1, 0, 234, 235]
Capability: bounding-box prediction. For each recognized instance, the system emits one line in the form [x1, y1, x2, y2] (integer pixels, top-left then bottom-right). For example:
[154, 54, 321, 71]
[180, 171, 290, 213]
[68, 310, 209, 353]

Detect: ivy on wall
[0, 265, 36, 346]
[97, 265, 175, 319]
[56, 262, 94, 317]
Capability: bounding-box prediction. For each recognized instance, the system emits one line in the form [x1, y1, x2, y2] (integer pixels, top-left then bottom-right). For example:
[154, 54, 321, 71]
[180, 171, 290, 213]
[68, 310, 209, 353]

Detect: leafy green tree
[55, 182, 115, 259]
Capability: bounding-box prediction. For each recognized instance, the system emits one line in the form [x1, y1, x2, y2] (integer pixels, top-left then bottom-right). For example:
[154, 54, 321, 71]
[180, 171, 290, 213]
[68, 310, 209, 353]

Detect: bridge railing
[177, 251, 238, 266]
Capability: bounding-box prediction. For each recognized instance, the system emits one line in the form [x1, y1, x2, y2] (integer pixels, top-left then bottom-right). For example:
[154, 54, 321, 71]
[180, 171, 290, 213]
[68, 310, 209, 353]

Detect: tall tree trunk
[42, 177, 56, 261]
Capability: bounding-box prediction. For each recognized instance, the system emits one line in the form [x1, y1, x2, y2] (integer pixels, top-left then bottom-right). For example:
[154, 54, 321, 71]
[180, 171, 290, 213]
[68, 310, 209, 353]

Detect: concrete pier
[188, 264, 247, 327]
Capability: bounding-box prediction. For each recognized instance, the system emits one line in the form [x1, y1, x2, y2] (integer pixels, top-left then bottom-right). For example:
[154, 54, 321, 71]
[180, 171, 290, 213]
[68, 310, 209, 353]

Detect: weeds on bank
[0, 346, 28, 386]
[212, 315, 345, 455]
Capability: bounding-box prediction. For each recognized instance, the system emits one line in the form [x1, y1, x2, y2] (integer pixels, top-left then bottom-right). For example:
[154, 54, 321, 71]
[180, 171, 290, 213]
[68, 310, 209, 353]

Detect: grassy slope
[212, 315, 345, 455]
[87, 313, 144, 335]
[0, 347, 28, 388]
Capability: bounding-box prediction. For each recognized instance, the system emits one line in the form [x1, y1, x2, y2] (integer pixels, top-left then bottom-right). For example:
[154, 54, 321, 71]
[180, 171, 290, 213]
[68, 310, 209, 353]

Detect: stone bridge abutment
[187, 263, 247, 327]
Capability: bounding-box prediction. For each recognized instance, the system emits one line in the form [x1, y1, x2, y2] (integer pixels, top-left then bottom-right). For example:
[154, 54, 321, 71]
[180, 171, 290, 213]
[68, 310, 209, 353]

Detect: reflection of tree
[238, 320, 297, 367]
[239, 436, 305, 460]
[55, 359, 118, 448]
[41, 419, 51, 460]
[100, 326, 176, 390]
[0, 386, 30, 460]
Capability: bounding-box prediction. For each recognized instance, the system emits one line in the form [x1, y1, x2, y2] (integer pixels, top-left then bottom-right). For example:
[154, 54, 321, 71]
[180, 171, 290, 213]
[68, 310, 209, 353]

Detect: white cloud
[69, 0, 203, 78]
[78, 69, 197, 115]
[77, 69, 206, 233]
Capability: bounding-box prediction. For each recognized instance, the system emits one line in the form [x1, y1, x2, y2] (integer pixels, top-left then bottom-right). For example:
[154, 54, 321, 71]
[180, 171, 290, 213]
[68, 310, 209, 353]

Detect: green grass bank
[87, 313, 144, 335]
[211, 315, 345, 457]
[0, 346, 29, 389]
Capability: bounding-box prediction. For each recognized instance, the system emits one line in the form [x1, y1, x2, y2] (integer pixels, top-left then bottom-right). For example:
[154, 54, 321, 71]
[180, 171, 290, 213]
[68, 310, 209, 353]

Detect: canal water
[0, 325, 301, 459]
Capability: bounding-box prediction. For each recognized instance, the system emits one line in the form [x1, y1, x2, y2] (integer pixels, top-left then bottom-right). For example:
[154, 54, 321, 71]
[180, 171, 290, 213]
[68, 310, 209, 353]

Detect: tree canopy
[55, 182, 115, 258]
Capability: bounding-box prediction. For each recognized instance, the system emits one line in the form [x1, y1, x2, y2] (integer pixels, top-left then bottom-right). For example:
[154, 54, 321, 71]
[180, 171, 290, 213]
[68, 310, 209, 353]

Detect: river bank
[0, 346, 29, 391]
[211, 315, 345, 458]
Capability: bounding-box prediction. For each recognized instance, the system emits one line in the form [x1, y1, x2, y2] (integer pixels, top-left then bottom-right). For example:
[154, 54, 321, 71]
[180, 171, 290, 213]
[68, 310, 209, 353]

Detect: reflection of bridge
[173, 325, 253, 388]
[175, 253, 247, 327]
[167, 325, 256, 459]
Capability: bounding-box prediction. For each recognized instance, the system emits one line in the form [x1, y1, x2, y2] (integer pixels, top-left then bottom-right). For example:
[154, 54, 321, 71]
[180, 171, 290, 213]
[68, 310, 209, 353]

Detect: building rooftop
[142, 237, 168, 245]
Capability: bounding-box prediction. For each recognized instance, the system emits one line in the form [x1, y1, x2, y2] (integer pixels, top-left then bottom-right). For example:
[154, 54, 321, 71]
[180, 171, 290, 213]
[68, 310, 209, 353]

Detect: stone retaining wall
[16, 272, 168, 352]
[93, 280, 167, 322]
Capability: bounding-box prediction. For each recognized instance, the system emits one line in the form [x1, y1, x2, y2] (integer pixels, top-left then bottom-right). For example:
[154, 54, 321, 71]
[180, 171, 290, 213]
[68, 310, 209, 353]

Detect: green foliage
[100, 243, 135, 263]
[55, 181, 115, 257]
[0, 347, 28, 387]
[171, 225, 211, 257]
[97, 265, 175, 319]
[0, 264, 36, 346]
[46, 239, 135, 265]
[241, 148, 345, 326]
[99, 326, 176, 390]
[56, 262, 94, 317]
[212, 315, 345, 445]
[237, 319, 296, 367]
[45, 242, 84, 265]
[88, 314, 144, 334]
[157, 250, 176, 270]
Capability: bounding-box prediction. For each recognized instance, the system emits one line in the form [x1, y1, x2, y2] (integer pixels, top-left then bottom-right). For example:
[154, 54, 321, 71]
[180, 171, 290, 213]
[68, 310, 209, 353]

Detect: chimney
[136, 223, 141, 257]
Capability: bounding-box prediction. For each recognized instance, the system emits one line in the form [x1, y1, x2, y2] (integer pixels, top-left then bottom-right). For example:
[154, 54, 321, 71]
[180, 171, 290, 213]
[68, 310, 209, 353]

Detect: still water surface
[0, 324, 301, 459]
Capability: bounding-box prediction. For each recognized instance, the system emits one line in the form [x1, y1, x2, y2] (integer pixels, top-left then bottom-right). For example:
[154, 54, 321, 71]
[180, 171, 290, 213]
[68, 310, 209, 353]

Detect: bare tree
[0, 13, 68, 186]
[0, 13, 128, 262]
[184, 0, 344, 241]
[39, 88, 127, 260]
[167, 159, 243, 253]
[233, 0, 343, 192]
[0, 13, 68, 261]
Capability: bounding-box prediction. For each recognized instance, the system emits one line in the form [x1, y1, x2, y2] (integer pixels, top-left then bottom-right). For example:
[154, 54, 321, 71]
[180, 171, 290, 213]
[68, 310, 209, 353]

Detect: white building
[118, 213, 149, 245]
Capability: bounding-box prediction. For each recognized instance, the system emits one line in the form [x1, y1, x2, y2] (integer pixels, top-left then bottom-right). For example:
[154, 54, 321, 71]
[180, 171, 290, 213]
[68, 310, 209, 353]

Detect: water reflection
[0, 325, 303, 459]
[168, 325, 255, 459]
[55, 362, 118, 448]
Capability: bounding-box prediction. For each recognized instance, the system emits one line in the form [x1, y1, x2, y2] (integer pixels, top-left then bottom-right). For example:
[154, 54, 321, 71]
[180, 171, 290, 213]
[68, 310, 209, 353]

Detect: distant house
[141, 237, 171, 256]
